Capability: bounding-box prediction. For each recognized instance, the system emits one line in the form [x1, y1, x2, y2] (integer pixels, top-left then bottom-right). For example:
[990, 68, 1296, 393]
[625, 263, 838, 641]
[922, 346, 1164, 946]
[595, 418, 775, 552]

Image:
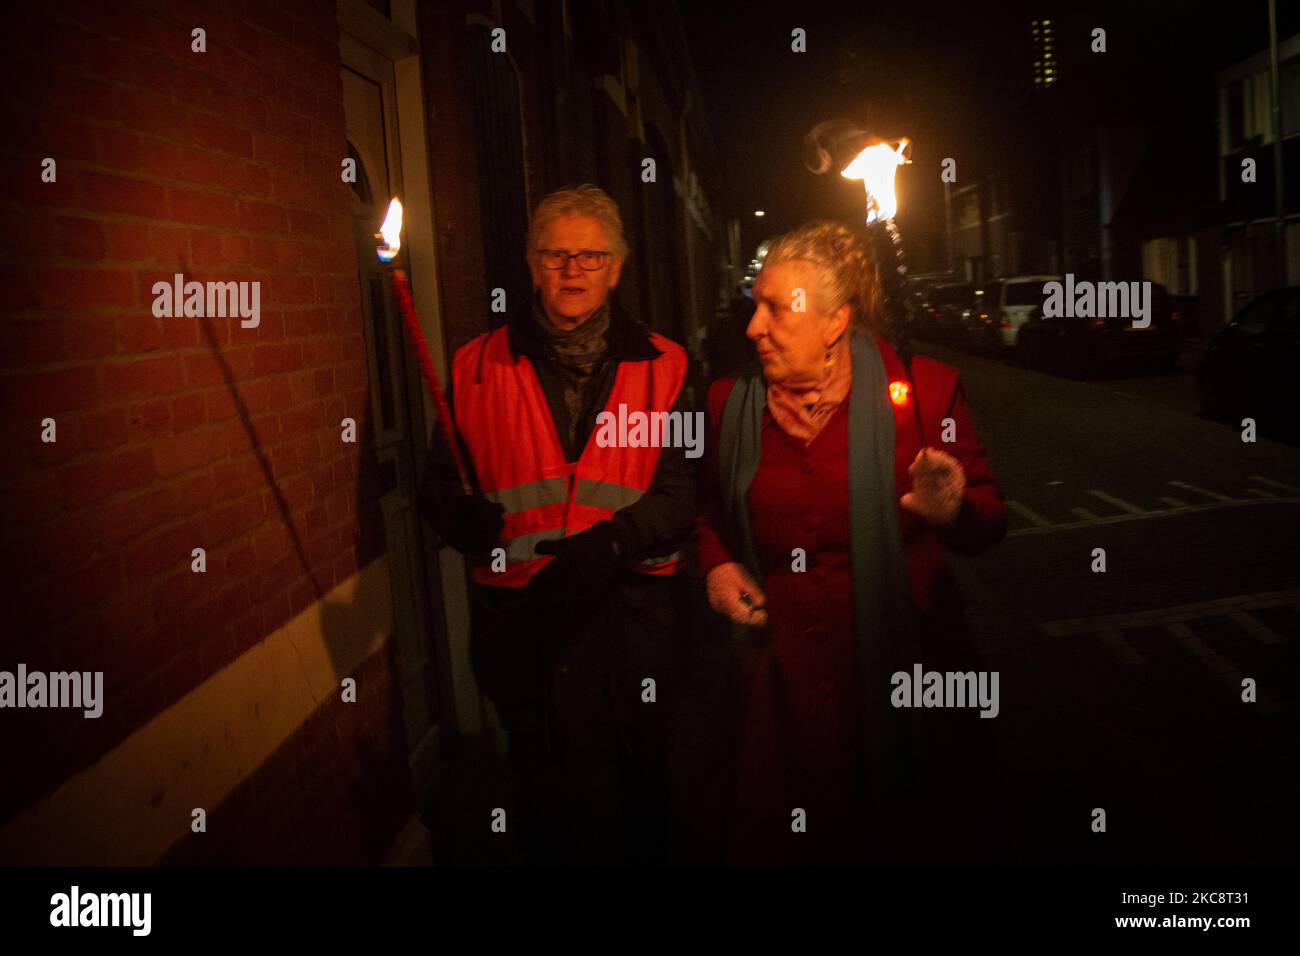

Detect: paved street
[927, 342, 1300, 864]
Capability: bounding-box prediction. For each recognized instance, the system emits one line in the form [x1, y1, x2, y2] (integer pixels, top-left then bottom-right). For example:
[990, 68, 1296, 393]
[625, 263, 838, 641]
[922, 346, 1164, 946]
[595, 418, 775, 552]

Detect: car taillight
[1088, 317, 1106, 331]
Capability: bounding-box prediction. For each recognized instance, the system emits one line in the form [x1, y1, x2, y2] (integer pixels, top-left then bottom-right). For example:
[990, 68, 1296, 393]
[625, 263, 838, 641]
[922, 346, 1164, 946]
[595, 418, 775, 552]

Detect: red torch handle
[389, 268, 472, 496]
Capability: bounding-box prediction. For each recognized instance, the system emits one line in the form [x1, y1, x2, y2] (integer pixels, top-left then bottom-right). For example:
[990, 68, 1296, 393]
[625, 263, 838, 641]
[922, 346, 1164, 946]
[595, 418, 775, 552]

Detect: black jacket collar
[508, 294, 662, 362]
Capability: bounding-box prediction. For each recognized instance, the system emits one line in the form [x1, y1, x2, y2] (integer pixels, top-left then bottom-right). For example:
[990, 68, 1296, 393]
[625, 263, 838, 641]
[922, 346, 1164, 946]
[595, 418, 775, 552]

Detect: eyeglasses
[536, 249, 612, 271]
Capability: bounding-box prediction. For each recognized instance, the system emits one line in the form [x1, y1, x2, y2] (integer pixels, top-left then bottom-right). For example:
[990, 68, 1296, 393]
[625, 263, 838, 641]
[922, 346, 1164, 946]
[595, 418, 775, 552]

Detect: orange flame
[841, 139, 909, 223]
[376, 198, 403, 262]
[888, 379, 911, 407]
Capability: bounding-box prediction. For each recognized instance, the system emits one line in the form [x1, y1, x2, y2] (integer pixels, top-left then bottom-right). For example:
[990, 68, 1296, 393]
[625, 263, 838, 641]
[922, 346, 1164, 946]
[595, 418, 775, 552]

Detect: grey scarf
[717, 329, 925, 808]
[531, 293, 610, 454]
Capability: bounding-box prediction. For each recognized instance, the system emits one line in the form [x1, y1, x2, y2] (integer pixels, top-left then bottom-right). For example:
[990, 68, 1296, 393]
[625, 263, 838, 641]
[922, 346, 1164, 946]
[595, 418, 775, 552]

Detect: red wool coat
[696, 331, 1008, 864]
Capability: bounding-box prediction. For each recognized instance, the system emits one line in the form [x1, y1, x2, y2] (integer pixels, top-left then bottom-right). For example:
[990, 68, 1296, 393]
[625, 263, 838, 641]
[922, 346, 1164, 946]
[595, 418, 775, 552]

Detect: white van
[993, 275, 1061, 348]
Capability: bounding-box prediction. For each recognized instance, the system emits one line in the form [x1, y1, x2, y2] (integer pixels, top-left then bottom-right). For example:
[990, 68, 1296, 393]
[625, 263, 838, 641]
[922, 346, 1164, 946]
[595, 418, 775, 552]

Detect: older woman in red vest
[697, 221, 1008, 865]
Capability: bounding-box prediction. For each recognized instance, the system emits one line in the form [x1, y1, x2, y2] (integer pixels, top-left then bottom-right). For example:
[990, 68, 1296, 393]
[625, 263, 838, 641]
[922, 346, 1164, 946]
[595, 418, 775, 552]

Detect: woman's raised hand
[900, 447, 966, 527]
[706, 562, 769, 627]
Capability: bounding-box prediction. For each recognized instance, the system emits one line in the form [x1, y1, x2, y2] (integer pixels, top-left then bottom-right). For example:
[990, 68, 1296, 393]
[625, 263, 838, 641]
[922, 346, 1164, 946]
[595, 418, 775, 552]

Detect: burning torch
[805, 121, 926, 445]
[375, 198, 472, 495]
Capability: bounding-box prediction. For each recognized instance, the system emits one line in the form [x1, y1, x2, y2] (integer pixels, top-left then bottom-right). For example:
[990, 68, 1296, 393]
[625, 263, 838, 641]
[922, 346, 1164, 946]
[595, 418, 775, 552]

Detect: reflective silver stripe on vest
[574, 478, 644, 512]
[486, 477, 568, 514]
[503, 528, 566, 563]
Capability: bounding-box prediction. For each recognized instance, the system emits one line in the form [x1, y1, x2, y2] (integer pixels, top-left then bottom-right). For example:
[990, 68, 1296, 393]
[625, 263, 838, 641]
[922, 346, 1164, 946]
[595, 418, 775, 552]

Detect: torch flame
[841, 139, 909, 223]
[888, 379, 911, 407]
[376, 198, 403, 262]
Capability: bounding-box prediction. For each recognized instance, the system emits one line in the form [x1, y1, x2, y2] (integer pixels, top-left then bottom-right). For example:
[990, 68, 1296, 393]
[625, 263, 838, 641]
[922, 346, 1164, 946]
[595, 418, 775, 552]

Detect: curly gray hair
[761, 220, 885, 335]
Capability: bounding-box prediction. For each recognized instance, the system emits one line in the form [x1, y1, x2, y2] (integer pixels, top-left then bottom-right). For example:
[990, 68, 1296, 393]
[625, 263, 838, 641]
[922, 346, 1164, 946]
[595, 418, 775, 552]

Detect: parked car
[1196, 286, 1300, 437]
[958, 280, 1004, 353]
[1015, 281, 1183, 377]
[906, 273, 955, 340]
[923, 283, 975, 344]
[985, 274, 1062, 349]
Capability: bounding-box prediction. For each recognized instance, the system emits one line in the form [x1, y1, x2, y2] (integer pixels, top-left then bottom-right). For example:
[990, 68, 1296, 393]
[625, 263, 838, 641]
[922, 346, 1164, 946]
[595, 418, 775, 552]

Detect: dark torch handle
[866, 219, 928, 448]
[389, 267, 472, 496]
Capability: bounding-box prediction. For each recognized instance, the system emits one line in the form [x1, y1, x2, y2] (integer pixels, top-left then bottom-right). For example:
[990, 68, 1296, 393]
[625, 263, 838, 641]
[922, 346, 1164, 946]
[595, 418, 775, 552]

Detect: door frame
[338, 0, 483, 804]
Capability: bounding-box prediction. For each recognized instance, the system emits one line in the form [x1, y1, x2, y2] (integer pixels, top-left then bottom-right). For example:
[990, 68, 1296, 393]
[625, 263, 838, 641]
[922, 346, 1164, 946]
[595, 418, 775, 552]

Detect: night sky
[682, 0, 1299, 271]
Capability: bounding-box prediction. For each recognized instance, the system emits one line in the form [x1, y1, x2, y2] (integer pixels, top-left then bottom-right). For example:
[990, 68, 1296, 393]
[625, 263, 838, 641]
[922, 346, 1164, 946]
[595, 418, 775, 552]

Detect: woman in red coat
[696, 221, 1007, 865]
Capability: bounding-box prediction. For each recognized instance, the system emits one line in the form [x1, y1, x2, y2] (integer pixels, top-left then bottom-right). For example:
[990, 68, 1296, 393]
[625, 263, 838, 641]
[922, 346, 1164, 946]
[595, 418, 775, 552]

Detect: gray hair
[525, 184, 628, 261]
[761, 220, 884, 334]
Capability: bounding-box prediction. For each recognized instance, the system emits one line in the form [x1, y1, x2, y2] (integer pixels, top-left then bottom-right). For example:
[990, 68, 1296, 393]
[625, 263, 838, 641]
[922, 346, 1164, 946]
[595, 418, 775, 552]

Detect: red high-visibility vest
[452, 324, 688, 587]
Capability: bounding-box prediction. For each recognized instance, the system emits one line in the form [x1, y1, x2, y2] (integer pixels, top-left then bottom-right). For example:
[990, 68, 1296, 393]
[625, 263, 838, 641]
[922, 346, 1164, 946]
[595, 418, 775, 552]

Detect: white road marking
[1045, 601, 1289, 715]
[1006, 500, 1053, 527]
[1166, 622, 1231, 671]
[1168, 480, 1235, 502]
[1040, 588, 1300, 636]
[1096, 627, 1144, 665]
[1165, 622, 1282, 715]
[1224, 608, 1286, 645]
[1008, 493, 1298, 536]
[1087, 489, 1146, 514]
[1006, 475, 1300, 537]
[1252, 475, 1300, 494]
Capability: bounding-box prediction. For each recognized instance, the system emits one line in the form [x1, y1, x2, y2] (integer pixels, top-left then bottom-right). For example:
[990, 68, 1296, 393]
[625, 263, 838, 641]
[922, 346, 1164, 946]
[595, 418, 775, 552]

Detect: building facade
[0, 0, 722, 865]
[1216, 31, 1300, 323]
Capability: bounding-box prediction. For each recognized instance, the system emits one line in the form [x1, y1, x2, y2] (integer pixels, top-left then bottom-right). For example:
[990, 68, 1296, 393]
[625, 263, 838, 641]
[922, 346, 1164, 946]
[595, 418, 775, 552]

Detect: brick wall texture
[0, 0, 408, 862]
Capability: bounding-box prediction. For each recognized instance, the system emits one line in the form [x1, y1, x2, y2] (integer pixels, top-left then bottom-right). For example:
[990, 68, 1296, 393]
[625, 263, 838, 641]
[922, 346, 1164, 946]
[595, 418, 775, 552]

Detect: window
[1175, 236, 1193, 296]
[1004, 282, 1041, 306]
[346, 142, 373, 206]
[1067, 148, 1094, 198]
[974, 281, 1002, 310]
[931, 284, 975, 307]
[1226, 80, 1245, 149]
[1226, 71, 1273, 149]
[466, 25, 530, 330]
[1282, 56, 1300, 137]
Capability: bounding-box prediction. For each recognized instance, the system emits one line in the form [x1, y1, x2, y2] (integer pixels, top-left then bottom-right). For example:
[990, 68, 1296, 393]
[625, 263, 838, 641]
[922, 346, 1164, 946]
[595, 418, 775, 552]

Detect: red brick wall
[0, 0, 399, 845]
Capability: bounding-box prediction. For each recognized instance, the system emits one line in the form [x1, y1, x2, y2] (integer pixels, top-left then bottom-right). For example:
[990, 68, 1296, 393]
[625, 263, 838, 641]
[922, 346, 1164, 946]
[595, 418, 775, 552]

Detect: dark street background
[683, 0, 1300, 273]
[935, 341, 1299, 863]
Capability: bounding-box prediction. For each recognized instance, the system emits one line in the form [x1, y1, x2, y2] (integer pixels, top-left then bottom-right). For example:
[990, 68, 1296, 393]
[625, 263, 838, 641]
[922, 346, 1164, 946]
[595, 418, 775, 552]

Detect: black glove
[441, 494, 505, 557]
[526, 521, 622, 607]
